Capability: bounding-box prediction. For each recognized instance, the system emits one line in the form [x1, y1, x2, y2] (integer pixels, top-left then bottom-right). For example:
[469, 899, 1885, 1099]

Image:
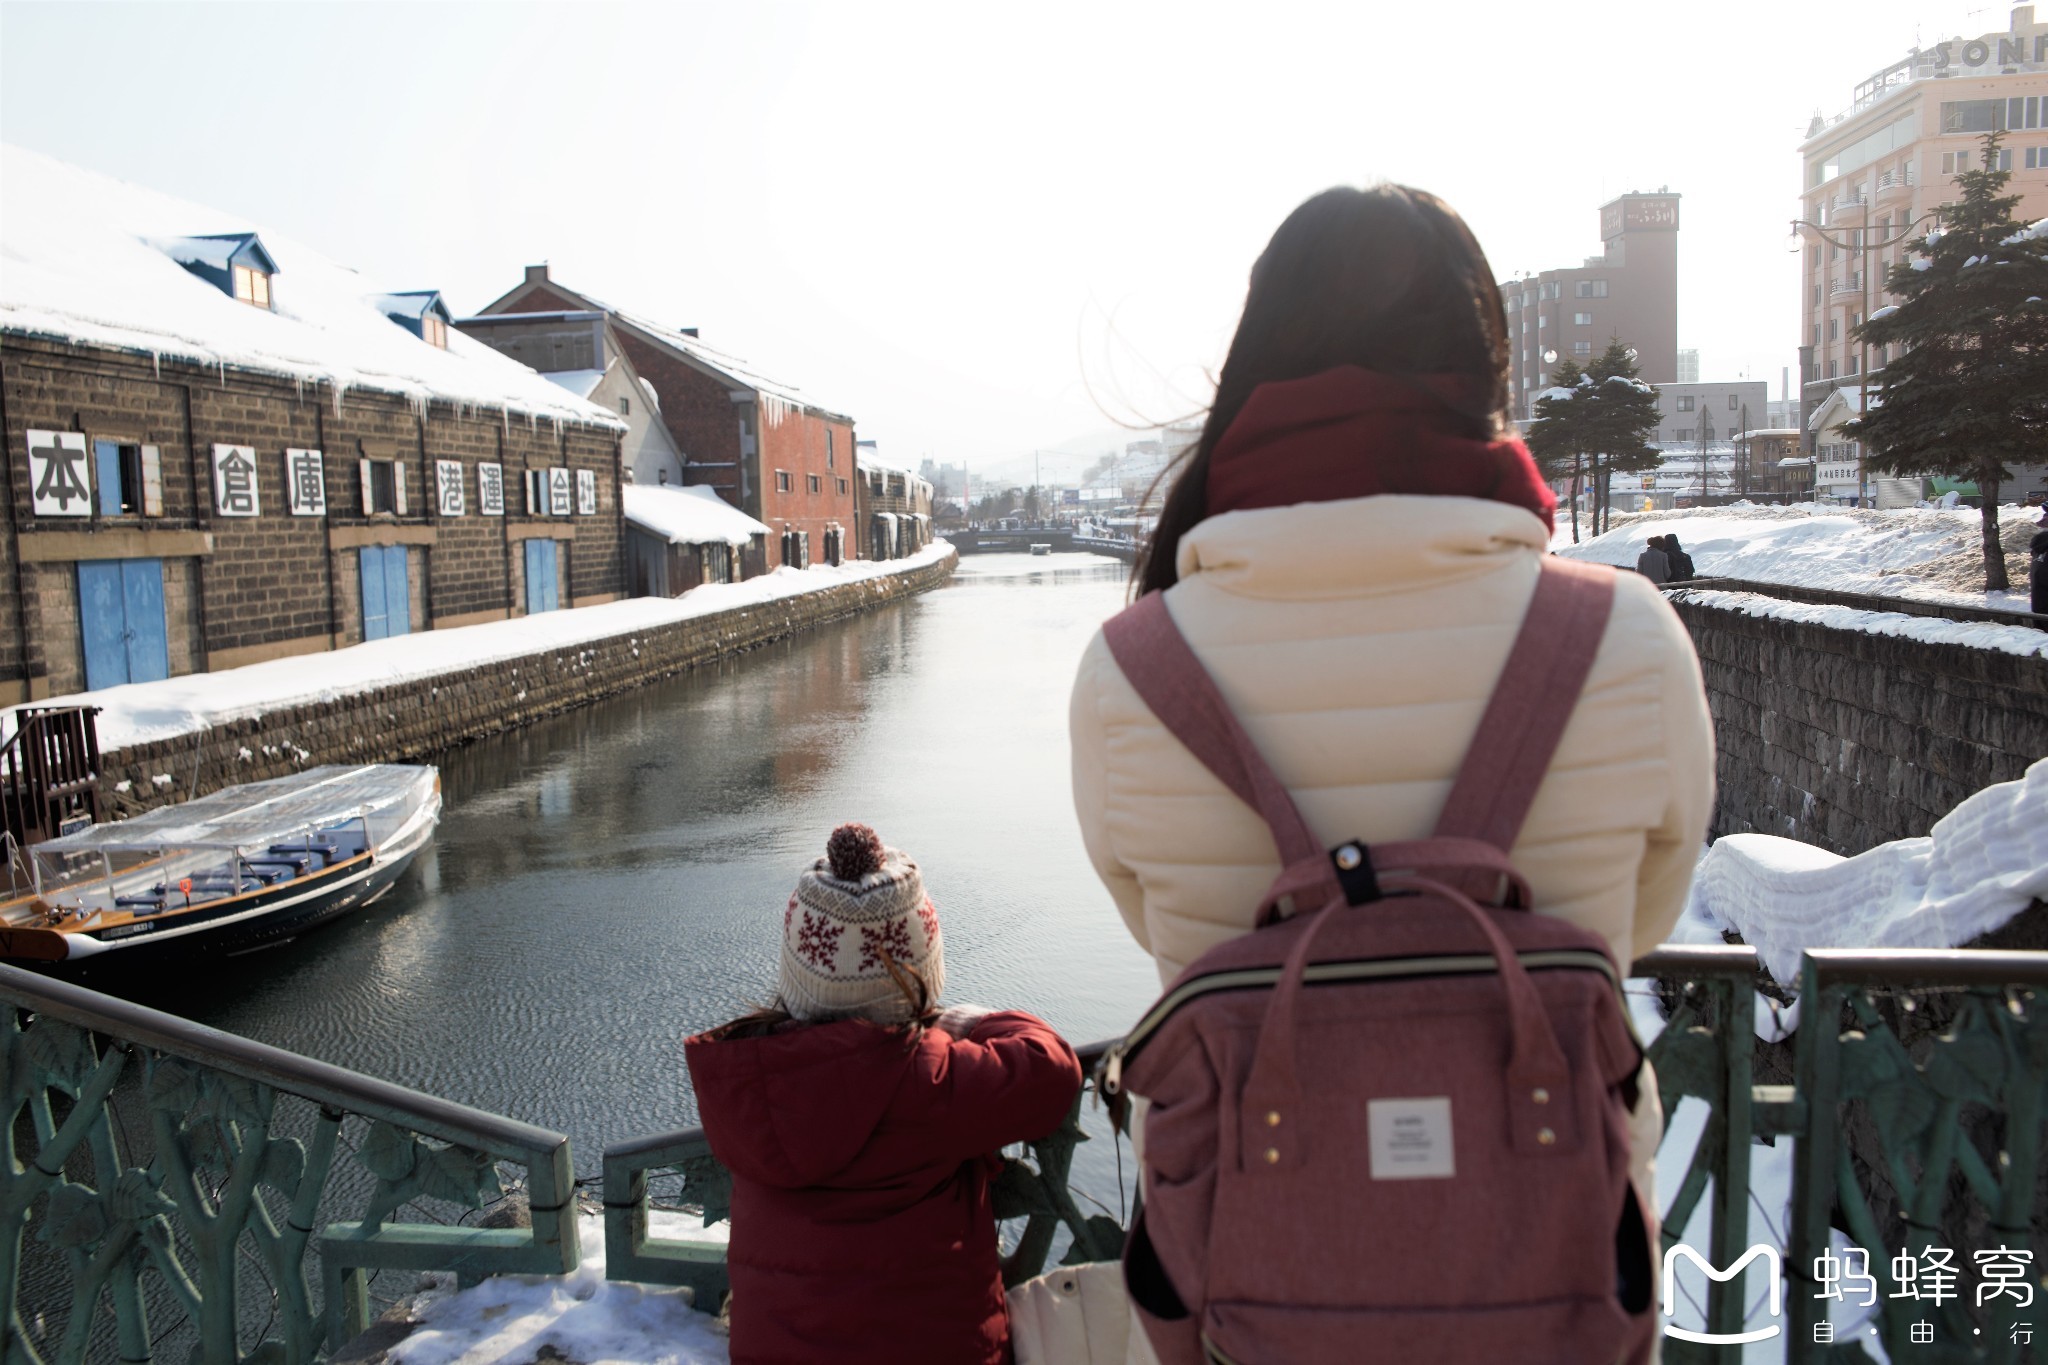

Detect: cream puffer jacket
[1070, 494, 1714, 986]
[1070, 494, 1714, 1286]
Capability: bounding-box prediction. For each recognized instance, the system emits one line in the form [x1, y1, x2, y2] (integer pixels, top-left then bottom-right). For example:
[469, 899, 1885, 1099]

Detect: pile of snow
[1553, 501, 2045, 612]
[1680, 757, 2048, 985]
[13, 543, 954, 751]
[387, 1211, 729, 1365]
[1672, 588, 2048, 659]
[0, 145, 620, 430]
[623, 484, 774, 547]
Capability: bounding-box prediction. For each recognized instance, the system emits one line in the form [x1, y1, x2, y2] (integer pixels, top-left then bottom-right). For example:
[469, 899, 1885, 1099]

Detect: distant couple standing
[1634, 534, 1696, 585]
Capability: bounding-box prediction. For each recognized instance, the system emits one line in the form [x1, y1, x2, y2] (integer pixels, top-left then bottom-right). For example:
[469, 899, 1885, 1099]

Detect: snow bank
[622, 484, 775, 547]
[13, 543, 955, 751]
[1551, 502, 2043, 613]
[1671, 589, 2048, 660]
[387, 1211, 729, 1365]
[1685, 757, 2048, 985]
[0, 145, 620, 430]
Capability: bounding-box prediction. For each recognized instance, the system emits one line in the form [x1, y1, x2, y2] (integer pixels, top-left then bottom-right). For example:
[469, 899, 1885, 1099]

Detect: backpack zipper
[1099, 949, 1623, 1097]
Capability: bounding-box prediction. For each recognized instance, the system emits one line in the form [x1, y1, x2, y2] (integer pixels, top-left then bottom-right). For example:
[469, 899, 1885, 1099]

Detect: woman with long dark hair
[1069, 185, 1714, 1350]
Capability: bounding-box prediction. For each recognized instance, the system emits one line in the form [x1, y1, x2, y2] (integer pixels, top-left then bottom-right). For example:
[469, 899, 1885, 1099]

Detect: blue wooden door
[121, 560, 170, 684]
[361, 545, 410, 641]
[381, 546, 410, 639]
[78, 559, 168, 691]
[524, 539, 558, 614]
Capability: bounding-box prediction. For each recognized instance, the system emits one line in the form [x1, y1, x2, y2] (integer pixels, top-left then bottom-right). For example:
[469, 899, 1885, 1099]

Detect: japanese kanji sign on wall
[436, 460, 466, 517]
[576, 468, 597, 515]
[27, 430, 92, 517]
[477, 462, 505, 516]
[286, 448, 326, 516]
[212, 445, 260, 516]
[548, 467, 572, 517]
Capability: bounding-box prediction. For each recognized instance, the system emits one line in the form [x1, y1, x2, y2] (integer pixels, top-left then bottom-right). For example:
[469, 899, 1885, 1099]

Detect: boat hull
[4, 785, 439, 974]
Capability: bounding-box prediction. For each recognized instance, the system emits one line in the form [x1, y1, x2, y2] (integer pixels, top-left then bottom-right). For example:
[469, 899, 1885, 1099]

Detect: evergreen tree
[1582, 341, 1663, 534]
[1848, 130, 2048, 591]
[1525, 358, 1588, 542]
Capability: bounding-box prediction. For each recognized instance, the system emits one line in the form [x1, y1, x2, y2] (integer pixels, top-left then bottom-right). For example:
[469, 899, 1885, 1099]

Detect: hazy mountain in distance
[963, 426, 1185, 487]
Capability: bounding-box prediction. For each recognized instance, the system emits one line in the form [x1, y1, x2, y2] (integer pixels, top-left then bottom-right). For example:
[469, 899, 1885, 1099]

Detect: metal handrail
[0, 962, 578, 1360]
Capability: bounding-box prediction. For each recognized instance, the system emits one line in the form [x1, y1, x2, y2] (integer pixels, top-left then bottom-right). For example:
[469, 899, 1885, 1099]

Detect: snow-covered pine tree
[1526, 358, 1588, 542]
[1583, 341, 1662, 534]
[1848, 130, 2048, 591]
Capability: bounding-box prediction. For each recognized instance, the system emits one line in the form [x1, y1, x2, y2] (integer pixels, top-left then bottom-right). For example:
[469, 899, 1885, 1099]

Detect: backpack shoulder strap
[1432, 557, 1616, 852]
[1101, 592, 1321, 868]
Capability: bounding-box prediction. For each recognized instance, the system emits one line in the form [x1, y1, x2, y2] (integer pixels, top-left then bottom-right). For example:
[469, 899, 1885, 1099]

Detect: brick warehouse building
[461, 268, 858, 567]
[0, 147, 626, 704]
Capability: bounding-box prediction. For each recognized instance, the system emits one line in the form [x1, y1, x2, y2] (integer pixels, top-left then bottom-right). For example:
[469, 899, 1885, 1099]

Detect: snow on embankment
[1682, 757, 2048, 986]
[1671, 589, 2048, 661]
[16, 544, 955, 752]
[1551, 503, 2042, 612]
[385, 1212, 729, 1365]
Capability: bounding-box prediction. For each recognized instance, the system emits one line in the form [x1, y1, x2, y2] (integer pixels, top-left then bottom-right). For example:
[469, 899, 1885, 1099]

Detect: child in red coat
[684, 824, 1083, 1365]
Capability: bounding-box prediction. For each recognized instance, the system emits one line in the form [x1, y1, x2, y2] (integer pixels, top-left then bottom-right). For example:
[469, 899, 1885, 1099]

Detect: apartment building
[1797, 5, 2048, 437]
[1500, 192, 1680, 420]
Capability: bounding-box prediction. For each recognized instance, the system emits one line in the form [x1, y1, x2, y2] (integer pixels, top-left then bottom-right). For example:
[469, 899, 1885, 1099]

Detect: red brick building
[0, 148, 626, 704]
[464, 268, 859, 566]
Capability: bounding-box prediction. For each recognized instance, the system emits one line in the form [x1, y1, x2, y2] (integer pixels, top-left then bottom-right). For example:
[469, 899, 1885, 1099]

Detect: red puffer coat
[684, 1011, 1083, 1365]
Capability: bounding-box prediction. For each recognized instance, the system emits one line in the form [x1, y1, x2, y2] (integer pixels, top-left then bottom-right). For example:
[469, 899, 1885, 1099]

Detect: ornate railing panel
[0, 963, 576, 1363]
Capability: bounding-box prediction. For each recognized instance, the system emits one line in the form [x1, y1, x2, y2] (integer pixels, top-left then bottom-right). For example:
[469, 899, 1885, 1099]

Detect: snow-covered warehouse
[621, 484, 772, 597]
[0, 145, 628, 703]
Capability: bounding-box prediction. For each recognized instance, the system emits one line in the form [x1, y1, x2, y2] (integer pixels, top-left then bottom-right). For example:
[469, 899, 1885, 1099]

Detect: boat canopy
[36, 765, 436, 855]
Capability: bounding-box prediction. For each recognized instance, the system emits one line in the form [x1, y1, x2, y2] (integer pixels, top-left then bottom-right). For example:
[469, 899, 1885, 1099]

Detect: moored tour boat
[1, 764, 441, 969]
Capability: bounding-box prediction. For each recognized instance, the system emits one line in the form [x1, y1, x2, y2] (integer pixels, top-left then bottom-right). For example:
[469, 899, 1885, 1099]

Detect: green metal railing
[6, 945, 2042, 1361]
[602, 946, 2047, 1364]
[0, 963, 577, 1364]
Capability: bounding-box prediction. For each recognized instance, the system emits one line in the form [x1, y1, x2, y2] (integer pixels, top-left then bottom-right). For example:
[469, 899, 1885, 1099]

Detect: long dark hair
[1133, 186, 1515, 596]
[702, 958, 937, 1043]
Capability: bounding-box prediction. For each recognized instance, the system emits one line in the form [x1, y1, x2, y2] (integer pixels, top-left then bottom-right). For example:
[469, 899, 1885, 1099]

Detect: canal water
[121, 552, 1159, 1178]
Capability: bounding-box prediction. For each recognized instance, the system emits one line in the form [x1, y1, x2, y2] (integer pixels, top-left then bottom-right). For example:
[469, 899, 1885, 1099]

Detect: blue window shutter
[383, 546, 410, 637]
[121, 559, 169, 684]
[94, 441, 124, 516]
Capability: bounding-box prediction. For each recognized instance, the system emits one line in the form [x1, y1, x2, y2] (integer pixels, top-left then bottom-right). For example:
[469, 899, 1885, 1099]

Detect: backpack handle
[1238, 871, 1578, 1172]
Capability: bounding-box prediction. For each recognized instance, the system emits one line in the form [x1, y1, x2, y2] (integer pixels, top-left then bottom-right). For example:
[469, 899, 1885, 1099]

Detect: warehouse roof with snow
[0, 144, 621, 429]
[622, 483, 774, 547]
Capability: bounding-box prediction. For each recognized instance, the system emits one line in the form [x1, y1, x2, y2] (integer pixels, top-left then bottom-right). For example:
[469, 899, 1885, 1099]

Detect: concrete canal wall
[1667, 591, 2048, 856]
[99, 548, 957, 815]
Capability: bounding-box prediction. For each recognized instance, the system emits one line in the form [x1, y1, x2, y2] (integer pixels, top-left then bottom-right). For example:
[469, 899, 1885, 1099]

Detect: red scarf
[1203, 366, 1555, 532]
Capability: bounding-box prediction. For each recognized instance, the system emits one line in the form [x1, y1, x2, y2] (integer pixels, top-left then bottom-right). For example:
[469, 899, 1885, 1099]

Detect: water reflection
[114, 553, 1158, 1165]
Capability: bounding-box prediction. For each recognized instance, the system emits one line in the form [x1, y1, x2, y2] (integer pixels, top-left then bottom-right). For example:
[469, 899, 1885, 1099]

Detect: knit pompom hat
[778, 823, 943, 1026]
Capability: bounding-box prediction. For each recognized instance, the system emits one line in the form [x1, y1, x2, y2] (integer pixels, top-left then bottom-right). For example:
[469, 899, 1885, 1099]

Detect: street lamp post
[1789, 207, 1938, 507]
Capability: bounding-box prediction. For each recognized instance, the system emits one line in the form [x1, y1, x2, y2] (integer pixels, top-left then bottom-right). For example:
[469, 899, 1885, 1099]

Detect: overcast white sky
[0, 1, 2021, 476]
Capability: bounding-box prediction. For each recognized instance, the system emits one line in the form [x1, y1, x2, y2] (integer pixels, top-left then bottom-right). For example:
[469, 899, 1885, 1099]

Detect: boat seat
[266, 845, 329, 869]
[237, 862, 291, 885]
[116, 895, 167, 914]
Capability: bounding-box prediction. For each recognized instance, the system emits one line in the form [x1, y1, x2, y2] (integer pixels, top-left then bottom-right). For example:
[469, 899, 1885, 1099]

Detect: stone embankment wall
[1668, 595, 2047, 856]
[101, 551, 957, 817]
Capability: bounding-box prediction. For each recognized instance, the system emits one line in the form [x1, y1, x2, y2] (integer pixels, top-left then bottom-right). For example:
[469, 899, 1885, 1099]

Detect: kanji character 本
[1974, 1247, 2035, 1308]
[287, 449, 326, 516]
[28, 431, 91, 516]
[1892, 1246, 1959, 1306]
[1814, 1248, 1878, 1307]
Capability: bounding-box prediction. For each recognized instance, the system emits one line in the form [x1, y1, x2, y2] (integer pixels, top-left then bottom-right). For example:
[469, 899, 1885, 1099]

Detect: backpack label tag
[1368, 1097, 1455, 1179]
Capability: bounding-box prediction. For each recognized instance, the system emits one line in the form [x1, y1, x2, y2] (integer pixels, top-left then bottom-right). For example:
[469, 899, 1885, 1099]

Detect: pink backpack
[1097, 558, 1656, 1365]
